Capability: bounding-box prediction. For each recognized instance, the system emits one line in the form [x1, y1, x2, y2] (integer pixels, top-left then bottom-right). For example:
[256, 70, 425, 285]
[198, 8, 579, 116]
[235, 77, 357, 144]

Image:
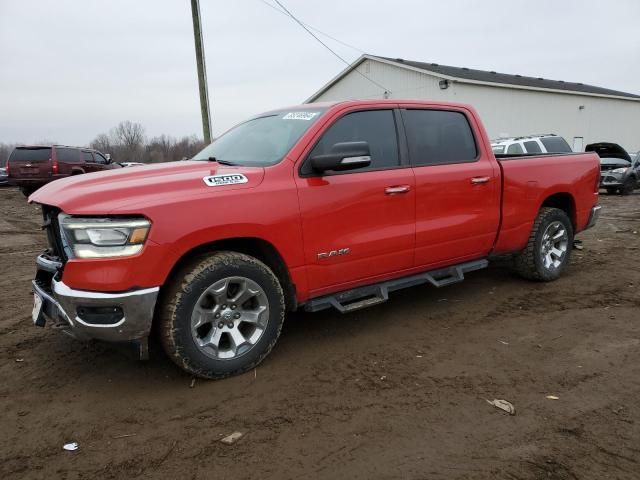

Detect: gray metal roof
[373, 55, 640, 100]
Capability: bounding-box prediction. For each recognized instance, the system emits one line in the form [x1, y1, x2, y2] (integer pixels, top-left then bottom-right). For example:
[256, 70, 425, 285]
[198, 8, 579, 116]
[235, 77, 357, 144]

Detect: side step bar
[304, 259, 488, 313]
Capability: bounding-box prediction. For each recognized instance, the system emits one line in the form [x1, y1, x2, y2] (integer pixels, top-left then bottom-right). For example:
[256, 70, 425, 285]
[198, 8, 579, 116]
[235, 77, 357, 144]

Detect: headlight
[59, 215, 151, 259]
[611, 167, 629, 174]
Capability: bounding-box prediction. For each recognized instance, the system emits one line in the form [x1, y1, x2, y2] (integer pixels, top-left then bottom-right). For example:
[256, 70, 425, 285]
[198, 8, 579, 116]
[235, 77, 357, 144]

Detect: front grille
[41, 205, 66, 264]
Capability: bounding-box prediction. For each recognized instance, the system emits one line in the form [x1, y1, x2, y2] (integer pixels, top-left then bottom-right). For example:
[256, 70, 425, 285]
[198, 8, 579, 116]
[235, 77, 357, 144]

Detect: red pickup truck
[30, 100, 601, 379]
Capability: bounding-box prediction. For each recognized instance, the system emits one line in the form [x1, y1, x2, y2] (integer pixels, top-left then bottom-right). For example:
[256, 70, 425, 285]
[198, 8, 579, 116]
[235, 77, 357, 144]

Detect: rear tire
[620, 178, 635, 196]
[514, 207, 573, 282]
[159, 251, 285, 379]
[605, 187, 618, 195]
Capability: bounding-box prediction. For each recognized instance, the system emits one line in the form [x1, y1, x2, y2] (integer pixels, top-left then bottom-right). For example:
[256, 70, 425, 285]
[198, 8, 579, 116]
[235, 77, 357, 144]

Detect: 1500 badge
[203, 174, 249, 187]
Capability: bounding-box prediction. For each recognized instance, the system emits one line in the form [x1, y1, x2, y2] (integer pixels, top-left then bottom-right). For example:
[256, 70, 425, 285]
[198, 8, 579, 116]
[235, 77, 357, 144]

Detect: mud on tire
[159, 251, 285, 379]
[514, 207, 574, 282]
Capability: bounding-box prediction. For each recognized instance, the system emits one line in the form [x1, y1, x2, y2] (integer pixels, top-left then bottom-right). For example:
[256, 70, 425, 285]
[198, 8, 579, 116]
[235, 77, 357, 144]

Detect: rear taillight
[595, 170, 600, 193]
[52, 157, 58, 175]
[5, 162, 9, 176]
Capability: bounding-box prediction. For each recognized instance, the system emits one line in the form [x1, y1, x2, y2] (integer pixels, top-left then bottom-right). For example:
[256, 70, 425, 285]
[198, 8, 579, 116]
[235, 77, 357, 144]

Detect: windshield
[193, 109, 326, 166]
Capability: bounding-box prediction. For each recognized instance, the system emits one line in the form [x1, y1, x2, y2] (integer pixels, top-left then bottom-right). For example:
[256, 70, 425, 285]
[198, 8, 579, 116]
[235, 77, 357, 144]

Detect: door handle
[470, 176, 491, 185]
[385, 185, 411, 195]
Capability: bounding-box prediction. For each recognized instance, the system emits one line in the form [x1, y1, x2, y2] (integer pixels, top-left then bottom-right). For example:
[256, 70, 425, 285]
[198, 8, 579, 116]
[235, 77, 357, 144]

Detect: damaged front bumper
[32, 254, 159, 345]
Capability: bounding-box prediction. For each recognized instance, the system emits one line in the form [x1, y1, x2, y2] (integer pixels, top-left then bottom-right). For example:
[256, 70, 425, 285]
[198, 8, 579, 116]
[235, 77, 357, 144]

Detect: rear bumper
[585, 205, 602, 230]
[32, 255, 159, 342]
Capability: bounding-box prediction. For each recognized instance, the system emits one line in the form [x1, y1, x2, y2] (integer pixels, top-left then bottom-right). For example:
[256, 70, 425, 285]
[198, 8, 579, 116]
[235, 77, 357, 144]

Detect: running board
[304, 259, 488, 313]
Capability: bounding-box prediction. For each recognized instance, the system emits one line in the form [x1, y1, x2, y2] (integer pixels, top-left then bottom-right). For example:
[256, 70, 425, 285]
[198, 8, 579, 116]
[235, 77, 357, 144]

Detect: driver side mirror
[105, 153, 112, 164]
[310, 141, 371, 173]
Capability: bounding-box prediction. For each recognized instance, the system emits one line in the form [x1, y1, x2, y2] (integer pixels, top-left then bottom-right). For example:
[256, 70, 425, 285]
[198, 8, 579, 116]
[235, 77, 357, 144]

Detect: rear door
[295, 107, 416, 295]
[400, 106, 500, 268]
[55, 147, 81, 175]
[8, 147, 52, 179]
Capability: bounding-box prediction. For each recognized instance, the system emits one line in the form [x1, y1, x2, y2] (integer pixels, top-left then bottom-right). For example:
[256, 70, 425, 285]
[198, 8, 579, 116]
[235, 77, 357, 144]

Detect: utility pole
[190, 0, 212, 144]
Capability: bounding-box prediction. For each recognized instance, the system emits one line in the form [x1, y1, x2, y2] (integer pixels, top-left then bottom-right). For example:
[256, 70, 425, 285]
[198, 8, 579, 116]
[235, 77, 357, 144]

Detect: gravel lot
[1, 186, 639, 479]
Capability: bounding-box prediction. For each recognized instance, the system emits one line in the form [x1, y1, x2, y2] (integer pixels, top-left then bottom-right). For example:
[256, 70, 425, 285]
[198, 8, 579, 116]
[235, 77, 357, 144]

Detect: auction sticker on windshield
[282, 112, 319, 121]
[203, 174, 249, 187]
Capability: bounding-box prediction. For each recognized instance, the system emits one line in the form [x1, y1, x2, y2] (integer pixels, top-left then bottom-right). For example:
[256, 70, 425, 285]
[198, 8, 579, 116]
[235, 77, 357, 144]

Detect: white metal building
[306, 55, 640, 152]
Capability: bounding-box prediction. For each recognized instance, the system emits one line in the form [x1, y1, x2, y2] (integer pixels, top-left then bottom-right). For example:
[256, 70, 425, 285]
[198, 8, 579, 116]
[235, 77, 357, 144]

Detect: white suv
[491, 134, 573, 155]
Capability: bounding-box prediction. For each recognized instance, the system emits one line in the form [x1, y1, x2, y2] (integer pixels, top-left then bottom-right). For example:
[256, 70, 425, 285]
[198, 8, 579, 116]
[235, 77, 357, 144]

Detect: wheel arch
[163, 237, 297, 312]
[540, 192, 576, 229]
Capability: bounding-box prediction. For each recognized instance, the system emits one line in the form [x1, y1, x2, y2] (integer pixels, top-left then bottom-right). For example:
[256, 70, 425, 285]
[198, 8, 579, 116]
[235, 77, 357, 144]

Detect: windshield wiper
[207, 156, 238, 166]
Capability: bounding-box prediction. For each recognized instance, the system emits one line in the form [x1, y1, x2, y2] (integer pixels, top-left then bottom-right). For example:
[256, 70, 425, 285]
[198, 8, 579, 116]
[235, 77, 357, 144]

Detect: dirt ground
[1, 186, 639, 480]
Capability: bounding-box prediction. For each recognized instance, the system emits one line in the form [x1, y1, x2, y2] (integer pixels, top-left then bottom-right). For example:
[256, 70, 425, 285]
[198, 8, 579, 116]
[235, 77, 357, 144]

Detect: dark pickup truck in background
[7, 145, 121, 196]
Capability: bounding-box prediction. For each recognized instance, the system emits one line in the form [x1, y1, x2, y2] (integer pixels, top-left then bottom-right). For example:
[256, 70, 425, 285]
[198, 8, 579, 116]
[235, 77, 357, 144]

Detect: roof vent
[537, 77, 544, 80]
[395, 58, 404, 62]
[431, 63, 439, 66]
[462, 67, 469, 70]
[577, 82, 583, 85]
[515, 74, 522, 77]
[490, 71, 496, 74]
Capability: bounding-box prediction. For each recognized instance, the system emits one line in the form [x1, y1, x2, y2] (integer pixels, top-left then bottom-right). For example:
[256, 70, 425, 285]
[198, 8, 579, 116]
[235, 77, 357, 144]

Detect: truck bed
[492, 152, 600, 254]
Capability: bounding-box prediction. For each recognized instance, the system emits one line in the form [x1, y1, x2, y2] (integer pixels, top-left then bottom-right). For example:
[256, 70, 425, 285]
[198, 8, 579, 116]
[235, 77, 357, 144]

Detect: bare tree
[90, 133, 112, 154]
[110, 121, 145, 162]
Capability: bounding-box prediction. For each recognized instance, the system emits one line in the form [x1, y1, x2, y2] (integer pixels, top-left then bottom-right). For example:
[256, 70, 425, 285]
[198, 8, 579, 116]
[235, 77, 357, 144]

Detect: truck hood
[29, 161, 265, 214]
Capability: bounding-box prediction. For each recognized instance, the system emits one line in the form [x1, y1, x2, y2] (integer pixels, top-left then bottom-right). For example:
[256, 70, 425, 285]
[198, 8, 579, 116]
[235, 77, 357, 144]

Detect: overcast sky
[1, 0, 639, 145]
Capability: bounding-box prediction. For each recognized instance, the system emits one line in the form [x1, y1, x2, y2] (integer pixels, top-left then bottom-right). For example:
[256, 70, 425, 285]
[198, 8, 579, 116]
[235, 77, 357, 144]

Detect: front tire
[605, 187, 618, 195]
[514, 207, 573, 281]
[159, 252, 285, 379]
[620, 178, 635, 196]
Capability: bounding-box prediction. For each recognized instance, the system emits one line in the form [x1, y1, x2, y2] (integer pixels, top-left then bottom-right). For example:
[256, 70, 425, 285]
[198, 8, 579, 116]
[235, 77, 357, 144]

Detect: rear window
[523, 141, 542, 154]
[492, 145, 505, 154]
[56, 147, 80, 162]
[540, 136, 572, 153]
[9, 147, 52, 162]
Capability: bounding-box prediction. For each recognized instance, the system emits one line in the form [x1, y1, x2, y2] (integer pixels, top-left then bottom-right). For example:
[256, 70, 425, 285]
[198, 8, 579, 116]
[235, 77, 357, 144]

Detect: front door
[295, 108, 416, 296]
[399, 106, 500, 268]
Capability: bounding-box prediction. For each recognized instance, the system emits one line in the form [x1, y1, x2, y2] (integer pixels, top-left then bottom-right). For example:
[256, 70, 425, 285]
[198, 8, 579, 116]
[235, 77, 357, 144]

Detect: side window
[307, 110, 399, 172]
[403, 109, 477, 166]
[540, 136, 572, 153]
[82, 151, 94, 163]
[56, 148, 80, 162]
[506, 143, 524, 154]
[523, 140, 542, 154]
[93, 152, 107, 164]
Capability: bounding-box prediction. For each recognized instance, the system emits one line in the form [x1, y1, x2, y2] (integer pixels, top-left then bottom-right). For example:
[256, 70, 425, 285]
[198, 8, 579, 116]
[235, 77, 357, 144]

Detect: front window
[193, 109, 326, 166]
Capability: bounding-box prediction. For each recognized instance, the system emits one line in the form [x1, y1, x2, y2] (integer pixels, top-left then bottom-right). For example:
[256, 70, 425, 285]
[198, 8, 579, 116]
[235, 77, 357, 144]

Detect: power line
[258, 0, 364, 54]
[267, 0, 391, 95]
